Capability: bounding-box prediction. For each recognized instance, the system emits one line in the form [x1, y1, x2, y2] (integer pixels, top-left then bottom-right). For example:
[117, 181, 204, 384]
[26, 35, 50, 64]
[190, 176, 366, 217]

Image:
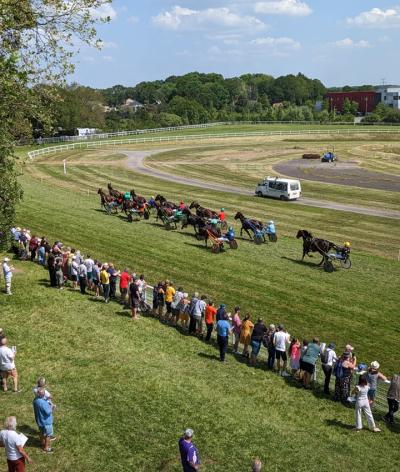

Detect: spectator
[352, 375, 380, 432]
[216, 313, 232, 362]
[252, 458, 262, 472]
[171, 286, 184, 326]
[250, 318, 267, 367]
[138, 274, 147, 302]
[152, 283, 160, 316]
[37, 239, 46, 266]
[100, 264, 110, 303]
[33, 388, 55, 453]
[193, 296, 206, 336]
[289, 338, 301, 376]
[366, 361, 388, 405]
[383, 374, 400, 425]
[2, 258, 14, 296]
[0, 338, 19, 393]
[204, 301, 217, 342]
[47, 251, 57, 288]
[33, 377, 54, 409]
[70, 256, 78, 290]
[273, 325, 291, 377]
[188, 293, 199, 335]
[119, 268, 130, 305]
[28, 235, 39, 262]
[0, 416, 32, 471]
[178, 428, 200, 471]
[231, 306, 242, 353]
[240, 315, 254, 358]
[216, 304, 226, 322]
[165, 281, 176, 322]
[156, 283, 165, 319]
[92, 262, 101, 298]
[333, 350, 357, 403]
[321, 343, 337, 395]
[0, 329, 4, 343]
[108, 264, 119, 300]
[300, 337, 321, 388]
[265, 324, 276, 370]
[55, 256, 64, 290]
[129, 276, 140, 320]
[77, 259, 88, 295]
[84, 255, 95, 290]
[177, 293, 190, 330]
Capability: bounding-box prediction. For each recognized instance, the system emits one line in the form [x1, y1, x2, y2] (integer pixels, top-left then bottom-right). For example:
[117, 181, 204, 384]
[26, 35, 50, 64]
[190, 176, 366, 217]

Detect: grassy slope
[1, 148, 399, 471]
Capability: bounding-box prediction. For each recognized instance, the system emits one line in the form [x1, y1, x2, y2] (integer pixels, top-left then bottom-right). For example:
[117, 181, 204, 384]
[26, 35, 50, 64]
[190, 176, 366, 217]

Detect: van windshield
[290, 183, 299, 191]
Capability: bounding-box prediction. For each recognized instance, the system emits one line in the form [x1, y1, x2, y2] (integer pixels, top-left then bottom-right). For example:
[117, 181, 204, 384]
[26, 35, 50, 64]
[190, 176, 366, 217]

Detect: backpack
[333, 359, 344, 378]
[320, 348, 329, 365]
[262, 332, 272, 349]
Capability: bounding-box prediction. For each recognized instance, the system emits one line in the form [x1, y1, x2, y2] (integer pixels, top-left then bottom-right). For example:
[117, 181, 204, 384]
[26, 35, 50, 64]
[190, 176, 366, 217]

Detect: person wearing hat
[366, 361, 388, 406]
[333, 350, 357, 403]
[2, 258, 15, 296]
[178, 428, 200, 471]
[266, 220, 276, 235]
[321, 343, 337, 395]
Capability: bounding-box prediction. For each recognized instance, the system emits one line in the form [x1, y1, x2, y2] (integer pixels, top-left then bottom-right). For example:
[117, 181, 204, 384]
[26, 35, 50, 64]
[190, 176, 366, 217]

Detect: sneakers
[372, 427, 381, 433]
[50, 436, 57, 441]
[42, 448, 54, 454]
[281, 371, 291, 377]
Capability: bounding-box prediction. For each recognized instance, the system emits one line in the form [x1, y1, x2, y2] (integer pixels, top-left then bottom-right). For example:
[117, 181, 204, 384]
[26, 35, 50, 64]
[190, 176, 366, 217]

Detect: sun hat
[3, 257, 10, 262]
[328, 343, 335, 349]
[370, 361, 380, 370]
[184, 428, 194, 439]
[345, 344, 354, 352]
[269, 324, 275, 330]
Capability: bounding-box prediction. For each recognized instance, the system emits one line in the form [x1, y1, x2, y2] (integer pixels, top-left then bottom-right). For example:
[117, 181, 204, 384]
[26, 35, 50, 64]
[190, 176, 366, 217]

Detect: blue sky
[73, 1, 400, 87]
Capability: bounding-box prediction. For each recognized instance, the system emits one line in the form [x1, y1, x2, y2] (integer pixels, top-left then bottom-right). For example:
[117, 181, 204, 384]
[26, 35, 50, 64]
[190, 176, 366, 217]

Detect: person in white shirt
[0, 416, 32, 470]
[273, 324, 291, 376]
[84, 256, 95, 290]
[0, 338, 19, 393]
[352, 375, 380, 432]
[2, 258, 14, 295]
[193, 296, 207, 336]
[321, 343, 337, 395]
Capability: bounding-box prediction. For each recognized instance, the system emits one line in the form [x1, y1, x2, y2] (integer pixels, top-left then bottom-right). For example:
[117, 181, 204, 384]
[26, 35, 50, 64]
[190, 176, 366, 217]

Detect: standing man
[193, 296, 206, 336]
[129, 276, 140, 320]
[383, 374, 400, 425]
[178, 428, 200, 471]
[47, 251, 57, 288]
[216, 313, 232, 362]
[204, 301, 217, 342]
[321, 343, 337, 395]
[165, 282, 176, 323]
[273, 324, 291, 377]
[33, 388, 54, 454]
[0, 416, 32, 471]
[77, 260, 88, 295]
[2, 258, 14, 296]
[84, 255, 95, 290]
[0, 338, 19, 393]
[119, 268, 130, 305]
[100, 264, 110, 303]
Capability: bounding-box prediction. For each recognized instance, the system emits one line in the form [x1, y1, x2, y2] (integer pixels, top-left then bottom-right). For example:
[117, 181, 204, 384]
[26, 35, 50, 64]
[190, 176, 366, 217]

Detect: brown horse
[98, 188, 117, 213]
[107, 183, 123, 199]
[130, 189, 147, 206]
[234, 212, 263, 239]
[296, 230, 336, 266]
[189, 201, 218, 219]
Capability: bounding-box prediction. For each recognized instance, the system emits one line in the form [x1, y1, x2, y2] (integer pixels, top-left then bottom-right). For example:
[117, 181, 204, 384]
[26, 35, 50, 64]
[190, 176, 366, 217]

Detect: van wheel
[256, 191, 262, 197]
[280, 195, 286, 201]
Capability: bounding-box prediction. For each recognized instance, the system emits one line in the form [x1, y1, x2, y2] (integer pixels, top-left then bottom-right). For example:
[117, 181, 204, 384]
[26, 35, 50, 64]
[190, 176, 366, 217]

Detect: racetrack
[123, 149, 400, 220]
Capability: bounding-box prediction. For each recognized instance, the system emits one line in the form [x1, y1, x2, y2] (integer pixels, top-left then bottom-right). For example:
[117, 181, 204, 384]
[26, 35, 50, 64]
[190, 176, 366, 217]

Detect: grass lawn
[1, 143, 399, 471]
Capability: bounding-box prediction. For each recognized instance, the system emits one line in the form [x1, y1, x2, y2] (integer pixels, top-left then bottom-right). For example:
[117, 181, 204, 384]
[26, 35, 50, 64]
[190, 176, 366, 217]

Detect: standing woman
[231, 306, 242, 354]
[366, 361, 388, 406]
[334, 351, 357, 403]
[352, 375, 381, 432]
[240, 315, 254, 358]
[289, 338, 301, 376]
[157, 283, 165, 320]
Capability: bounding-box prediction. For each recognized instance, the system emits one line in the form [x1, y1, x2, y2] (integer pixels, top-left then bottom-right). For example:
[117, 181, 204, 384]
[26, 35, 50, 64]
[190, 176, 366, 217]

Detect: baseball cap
[184, 428, 194, 438]
[328, 343, 335, 349]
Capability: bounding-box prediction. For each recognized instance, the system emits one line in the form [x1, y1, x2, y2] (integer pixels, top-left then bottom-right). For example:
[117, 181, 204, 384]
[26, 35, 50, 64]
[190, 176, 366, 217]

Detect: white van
[255, 176, 301, 201]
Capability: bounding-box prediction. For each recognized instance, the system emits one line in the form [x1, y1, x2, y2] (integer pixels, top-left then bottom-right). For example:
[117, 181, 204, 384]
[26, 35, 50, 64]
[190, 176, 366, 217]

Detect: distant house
[122, 98, 144, 112]
[76, 128, 98, 137]
[102, 105, 117, 113]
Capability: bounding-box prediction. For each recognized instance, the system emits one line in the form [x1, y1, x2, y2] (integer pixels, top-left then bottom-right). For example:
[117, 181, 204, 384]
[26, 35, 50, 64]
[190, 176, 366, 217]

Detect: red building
[325, 91, 379, 114]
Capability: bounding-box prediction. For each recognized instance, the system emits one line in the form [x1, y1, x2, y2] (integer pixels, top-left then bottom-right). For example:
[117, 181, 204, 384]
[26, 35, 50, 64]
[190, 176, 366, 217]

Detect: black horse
[189, 201, 218, 219]
[130, 189, 146, 206]
[296, 230, 336, 265]
[234, 212, 263, 239]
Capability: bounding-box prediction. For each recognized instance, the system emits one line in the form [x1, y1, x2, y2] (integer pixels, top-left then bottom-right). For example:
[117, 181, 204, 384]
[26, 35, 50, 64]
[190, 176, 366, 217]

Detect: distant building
[76, 128, 98, 137]
[375, 85, 400, 110]
[122, 98, 144, 112]
[325, 91, 379, 115]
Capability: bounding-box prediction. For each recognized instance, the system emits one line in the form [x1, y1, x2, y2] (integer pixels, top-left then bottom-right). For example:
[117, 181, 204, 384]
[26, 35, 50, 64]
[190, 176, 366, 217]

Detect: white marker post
[63, 159, 67, 175]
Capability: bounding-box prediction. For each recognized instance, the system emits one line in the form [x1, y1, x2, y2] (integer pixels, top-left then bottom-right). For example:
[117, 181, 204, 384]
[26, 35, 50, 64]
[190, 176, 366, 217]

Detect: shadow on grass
[18, 425, 42, 448]
[281, 256, 323, 269]
[198, 352, 220, 362]
[325, 419, 354, 431]
[183, 242, 212, 251]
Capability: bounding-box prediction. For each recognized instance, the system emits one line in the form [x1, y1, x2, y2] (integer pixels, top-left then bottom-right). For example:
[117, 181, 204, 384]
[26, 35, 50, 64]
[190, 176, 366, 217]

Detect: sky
[73, 1, 400, 88]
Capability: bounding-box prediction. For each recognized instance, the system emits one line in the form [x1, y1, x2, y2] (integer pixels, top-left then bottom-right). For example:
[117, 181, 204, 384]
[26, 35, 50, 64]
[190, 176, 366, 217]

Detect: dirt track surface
[274, 159, 400, 192]
[123, 149, 400, 220]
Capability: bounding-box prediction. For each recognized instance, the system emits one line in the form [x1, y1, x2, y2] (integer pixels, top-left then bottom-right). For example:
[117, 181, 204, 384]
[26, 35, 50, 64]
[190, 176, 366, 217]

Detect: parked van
[255, 176, 301, 201]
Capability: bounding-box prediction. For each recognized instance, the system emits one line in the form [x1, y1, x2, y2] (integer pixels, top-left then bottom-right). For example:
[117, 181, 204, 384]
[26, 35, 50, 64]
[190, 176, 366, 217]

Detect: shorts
[172, 307, 180, 317]
[39, 424, 53, 437]
[251, 339, 262, 357]
[368, 389, 376, 401]
[0, 368, 17, 378]
[275, 350, 287, 362]
[301, 361, 315, 374]
[130, 298, 139, 308]
[93, 279, 99, 286]
[70, 275, 77, 282]
[87, 272, 93, 280]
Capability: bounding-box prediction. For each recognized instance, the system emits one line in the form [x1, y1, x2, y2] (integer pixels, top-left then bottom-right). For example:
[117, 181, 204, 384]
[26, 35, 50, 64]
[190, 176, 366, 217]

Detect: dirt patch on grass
[274, 159, 400, 191]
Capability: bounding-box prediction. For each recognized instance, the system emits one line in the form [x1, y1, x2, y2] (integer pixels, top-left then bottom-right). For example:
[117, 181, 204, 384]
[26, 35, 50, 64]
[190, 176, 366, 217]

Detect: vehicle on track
[255, 176, 301, 201]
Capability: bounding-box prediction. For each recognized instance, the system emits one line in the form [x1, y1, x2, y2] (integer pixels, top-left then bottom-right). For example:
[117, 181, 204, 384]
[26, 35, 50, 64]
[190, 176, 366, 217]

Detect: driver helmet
[269, 220, 274, 224]
[220, 208, 224, 211]
[210, 218, 218, 225]
[343, 241, 351, 248]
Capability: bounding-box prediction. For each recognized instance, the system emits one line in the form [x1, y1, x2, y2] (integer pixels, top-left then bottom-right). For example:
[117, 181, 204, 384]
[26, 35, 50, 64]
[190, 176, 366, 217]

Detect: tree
[0, 0, 111, 248]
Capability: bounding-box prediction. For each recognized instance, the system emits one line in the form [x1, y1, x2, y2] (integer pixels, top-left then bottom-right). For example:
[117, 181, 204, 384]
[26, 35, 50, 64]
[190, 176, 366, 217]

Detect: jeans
[110, 280, 116, 299]
[322, 364, 332, 393]
[38, 247, 46, 265]
[385, 398, 399, 423]
[49, 267, 57, 287]
[205, 323, 213, 341]
[102, 283, 110, 302]
[188, 315, 196, 334]
[267, 347, 276, 369]
[217, 335, 228, 361]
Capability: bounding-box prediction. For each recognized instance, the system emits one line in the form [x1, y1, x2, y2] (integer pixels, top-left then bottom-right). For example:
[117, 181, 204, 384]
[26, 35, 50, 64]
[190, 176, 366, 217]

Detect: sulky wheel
[229, 240, 238, 250]
[143, 209, 150, 220]
[323, 260, 334, 273]
[254, 234, 264, 245]
[165, 222, 171, 230]
[268, 233, 278, 243]
[127, 213, 133, 222]
[211, 244, 221, 254]
[220, 221, 228, 230]
[340, 258, 352, 269]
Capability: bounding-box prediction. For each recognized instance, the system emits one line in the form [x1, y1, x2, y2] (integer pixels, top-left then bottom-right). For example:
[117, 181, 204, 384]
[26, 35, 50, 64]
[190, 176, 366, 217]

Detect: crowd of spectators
[1, 227, 399, 470]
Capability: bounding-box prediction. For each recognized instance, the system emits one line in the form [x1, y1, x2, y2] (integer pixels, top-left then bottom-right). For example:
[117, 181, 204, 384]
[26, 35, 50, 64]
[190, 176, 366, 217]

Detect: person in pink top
[231, 306, 242, 353]
[289, 338, 301, 375]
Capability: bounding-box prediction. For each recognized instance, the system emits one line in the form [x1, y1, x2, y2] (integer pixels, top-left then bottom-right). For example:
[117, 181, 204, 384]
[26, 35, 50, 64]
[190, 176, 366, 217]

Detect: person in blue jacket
[33, 388, 55, 453]
[266, 220, 276, 235]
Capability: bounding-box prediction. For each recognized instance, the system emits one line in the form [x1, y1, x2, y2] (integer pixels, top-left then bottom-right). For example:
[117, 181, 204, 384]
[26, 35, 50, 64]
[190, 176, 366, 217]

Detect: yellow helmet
[344, 241, 351, 248]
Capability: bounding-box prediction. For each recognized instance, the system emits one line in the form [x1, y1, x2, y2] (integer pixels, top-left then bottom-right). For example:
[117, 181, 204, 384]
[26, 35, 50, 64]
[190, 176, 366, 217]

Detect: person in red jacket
[218, 208, 225, 221]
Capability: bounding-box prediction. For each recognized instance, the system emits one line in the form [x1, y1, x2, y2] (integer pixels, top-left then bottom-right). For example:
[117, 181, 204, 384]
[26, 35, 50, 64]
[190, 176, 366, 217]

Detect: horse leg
[245, 228, 252, 239]
[240, 227, 243, 237]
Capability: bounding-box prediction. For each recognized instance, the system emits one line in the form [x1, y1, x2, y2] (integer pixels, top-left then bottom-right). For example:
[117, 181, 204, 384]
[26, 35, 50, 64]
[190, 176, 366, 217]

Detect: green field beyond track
[1, 138, 400, 471]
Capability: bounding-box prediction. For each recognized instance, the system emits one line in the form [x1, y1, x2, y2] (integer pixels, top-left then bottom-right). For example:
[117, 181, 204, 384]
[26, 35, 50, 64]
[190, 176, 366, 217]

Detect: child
[289, 338, 301, 375]
[352, 375, 380, 432]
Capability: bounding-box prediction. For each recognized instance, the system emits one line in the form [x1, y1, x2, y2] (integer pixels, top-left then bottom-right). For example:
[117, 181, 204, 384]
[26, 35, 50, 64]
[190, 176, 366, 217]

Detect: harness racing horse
[98, 188, 117, 214]
[189, 201, 218, 219]
[234, 212, 263, 239]
[154, 194, 178, 210]
[180, 208, 204, 232]
[296, 230, 336, 266]
[130, 189, 147, 206]
[107, 183, 123, 199]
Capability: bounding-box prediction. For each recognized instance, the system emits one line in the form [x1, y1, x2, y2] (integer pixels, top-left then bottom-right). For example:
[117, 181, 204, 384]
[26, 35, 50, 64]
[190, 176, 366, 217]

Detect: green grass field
[1, 135, 400, 471]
